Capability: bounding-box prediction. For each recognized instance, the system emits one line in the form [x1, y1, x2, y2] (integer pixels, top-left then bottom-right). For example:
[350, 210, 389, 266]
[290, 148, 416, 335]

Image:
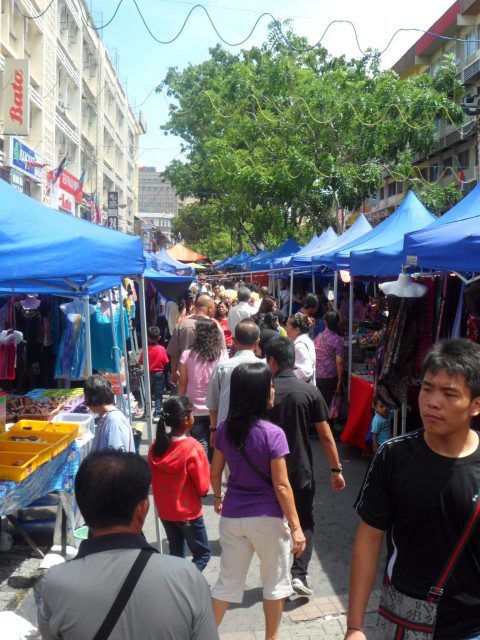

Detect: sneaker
[292, 578, 313, 596]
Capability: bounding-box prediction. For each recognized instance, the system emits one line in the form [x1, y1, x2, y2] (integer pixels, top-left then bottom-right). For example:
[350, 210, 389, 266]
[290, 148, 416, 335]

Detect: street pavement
[0, 435, 382, 639]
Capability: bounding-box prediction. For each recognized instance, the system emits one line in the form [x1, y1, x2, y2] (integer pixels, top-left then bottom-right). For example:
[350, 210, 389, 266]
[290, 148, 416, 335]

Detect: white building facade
[0, 0, 142, 232]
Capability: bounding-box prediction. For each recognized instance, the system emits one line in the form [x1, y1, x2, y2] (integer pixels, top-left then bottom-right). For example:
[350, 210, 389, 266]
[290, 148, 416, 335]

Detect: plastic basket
[6, 421, 79, 458]
[0, 451, 38, 482]
[54, 412, 93, 436]
[0, 440, 53, 467]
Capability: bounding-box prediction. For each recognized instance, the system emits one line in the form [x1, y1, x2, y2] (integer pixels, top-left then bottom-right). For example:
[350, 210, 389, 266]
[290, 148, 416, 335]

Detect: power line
[12, 0, 55, 19]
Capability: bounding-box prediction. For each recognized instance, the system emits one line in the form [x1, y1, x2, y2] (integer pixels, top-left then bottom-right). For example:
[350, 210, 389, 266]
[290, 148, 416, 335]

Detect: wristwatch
[209, 426, 217, 433]
[331, 465, 343, 474]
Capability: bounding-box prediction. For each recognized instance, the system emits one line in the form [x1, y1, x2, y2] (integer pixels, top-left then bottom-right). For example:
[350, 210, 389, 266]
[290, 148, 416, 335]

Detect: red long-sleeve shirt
[148, 438, 210, 521]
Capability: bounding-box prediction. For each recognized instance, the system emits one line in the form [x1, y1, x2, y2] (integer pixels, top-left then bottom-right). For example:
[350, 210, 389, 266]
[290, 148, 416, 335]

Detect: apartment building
[138, 166, 179, 214]
[136, 211, 176, 246]
[368, 0, 480, 220]
[0, 0, 143, 232]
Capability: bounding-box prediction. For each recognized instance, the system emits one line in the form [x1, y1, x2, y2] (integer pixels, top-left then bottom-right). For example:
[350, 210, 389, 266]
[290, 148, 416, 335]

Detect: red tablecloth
[341, 375, 374, 451]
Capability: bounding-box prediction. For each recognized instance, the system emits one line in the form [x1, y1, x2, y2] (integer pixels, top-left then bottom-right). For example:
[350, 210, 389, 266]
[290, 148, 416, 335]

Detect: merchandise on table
[7, 395, 66, 422]
[0, 420, 79, 481]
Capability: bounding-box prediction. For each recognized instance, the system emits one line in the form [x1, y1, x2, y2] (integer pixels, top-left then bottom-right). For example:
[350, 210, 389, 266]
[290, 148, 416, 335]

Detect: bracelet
[214, 494, 223, 500]
[331, 465, 343, 473]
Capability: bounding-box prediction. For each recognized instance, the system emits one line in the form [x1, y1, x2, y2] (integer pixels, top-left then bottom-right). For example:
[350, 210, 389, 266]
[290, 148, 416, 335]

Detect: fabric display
[341, 375, 374, 451]
[55, 312, 87, 381]
[14, 301, 44, 392]
[0, 330, 24, 380]
[90, 304, 130, 373]
[376, 296, 422, 410]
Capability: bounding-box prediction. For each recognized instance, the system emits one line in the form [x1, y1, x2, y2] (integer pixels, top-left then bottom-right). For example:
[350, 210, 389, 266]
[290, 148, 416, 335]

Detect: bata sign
[3, 59, 30, 136]
[49, 169, 83, 215]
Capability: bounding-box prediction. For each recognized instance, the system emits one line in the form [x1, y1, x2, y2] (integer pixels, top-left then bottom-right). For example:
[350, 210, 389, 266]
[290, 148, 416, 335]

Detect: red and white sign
[3, 59, 30, 136]
[49, 169, 82, 215]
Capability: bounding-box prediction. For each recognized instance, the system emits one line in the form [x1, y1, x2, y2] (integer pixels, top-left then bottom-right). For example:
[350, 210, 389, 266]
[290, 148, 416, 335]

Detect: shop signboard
[142, 227, 153, 251]
[49, 168, 82, 215]
[3, 59, 30, 136]
[107, 191, 119, 230]
[10, 169, 24, 193]
[7, 137, 43, 182]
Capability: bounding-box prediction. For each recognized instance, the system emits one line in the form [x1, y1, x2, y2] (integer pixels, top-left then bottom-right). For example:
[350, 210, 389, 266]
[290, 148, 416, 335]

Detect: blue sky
[92, 0, 455, 171]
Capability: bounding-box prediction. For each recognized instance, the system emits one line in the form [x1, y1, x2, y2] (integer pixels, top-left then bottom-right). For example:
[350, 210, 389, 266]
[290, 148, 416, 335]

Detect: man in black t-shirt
[265, 337, 346, 597]
[345, 339, 480, 640]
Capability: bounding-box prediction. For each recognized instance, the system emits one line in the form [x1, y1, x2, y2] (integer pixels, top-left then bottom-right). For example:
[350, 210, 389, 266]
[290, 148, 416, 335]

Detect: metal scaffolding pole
[83, 296, 92, 377]
[348, 278, 354, 399]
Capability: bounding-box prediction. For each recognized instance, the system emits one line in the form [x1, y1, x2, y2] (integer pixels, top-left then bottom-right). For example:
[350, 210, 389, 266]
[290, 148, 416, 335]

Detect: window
[420, 167, 429, 182]
[397, 181, 404, 194]
[379, 186, 385, 201]
[444, 156, 453, 169]
[430, 164, 439, 183]
[387, 182, 396, 197]
[465, 30, 476, 58]
[458, 149, 470, 169]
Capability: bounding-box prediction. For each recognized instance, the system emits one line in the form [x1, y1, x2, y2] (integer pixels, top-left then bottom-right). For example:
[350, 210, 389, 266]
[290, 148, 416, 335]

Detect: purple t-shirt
[215, 419, 289, 519]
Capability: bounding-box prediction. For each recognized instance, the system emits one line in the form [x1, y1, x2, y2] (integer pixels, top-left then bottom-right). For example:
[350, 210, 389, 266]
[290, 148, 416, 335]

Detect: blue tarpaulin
[245, 250, 269, 272]
[250, 239, 301, 271]
[228, 250, 252, 268]
[311, 214, 372, 269]
[0, 178, 144, 282]
[155, 247, 194, 275]
[323, 192, 435, 271]
[287, 228, 338, 268]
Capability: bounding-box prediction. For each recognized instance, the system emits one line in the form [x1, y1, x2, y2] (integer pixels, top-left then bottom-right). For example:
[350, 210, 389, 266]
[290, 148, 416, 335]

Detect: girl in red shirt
[148, 395, 211, 571]
[215, 300, 233, 348]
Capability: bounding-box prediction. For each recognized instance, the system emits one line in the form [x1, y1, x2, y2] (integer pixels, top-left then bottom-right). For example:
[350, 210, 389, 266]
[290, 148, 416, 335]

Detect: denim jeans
[161, 515, 211, 572]
[150, 371, 165, 415]
[190, 415, 211, 461]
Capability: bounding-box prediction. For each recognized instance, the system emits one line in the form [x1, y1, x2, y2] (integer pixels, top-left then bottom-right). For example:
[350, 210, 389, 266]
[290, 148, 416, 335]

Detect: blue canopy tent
[228, 250, 252, 269]
[431, 181, 480, 226]
[245, 249, 269, 272]
[323, 192, 434, 271]
[0, 179, 144, 285]
[250, 238, 301, 272]
[155, 247, 194, 275]
[310, 214, 372, 270]
[403, 214, 480, 274]
[349, 197, 436, 277]
[287, 228, 338, 269]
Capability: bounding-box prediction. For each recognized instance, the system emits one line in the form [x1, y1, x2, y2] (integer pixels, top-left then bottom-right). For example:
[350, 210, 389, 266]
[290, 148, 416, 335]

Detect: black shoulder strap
[92, 548, 154, 640]
[238, 445, 273, 487]
[429, 495, 480, 603]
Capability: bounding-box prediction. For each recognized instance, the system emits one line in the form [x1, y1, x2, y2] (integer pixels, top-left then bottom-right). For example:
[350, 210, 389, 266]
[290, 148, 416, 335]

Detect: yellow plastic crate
[0, 432, 68, 465]
[0, 440, 52, 466]
[5, 420, 79, 462]
[0, 451, 38, 482]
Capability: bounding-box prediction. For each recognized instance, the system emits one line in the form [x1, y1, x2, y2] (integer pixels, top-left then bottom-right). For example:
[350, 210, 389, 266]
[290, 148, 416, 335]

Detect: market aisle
[142, 438, 383, 639]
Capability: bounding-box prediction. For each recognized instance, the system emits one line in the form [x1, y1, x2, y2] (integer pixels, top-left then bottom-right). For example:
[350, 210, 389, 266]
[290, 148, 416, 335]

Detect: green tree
[161, 26, 463, 255]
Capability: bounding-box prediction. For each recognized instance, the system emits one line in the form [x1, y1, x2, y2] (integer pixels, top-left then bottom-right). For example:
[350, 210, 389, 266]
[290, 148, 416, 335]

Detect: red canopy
[167, 244, 207, 263]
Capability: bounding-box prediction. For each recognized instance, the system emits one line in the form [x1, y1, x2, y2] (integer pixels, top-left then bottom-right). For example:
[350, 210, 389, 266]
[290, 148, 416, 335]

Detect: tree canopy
[161, 25, 464, 258]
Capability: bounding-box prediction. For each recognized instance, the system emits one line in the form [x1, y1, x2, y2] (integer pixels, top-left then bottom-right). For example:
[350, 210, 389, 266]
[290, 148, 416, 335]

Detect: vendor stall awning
[311, 215, 372, 269]
[167, 244, 206, 262]
[403, 214, 480, 274]
[251, 238, 301, 272]
[155, 247, 194, 275]
[287, 228, 338, 268]
[324, 192, 435, 271]
[0, 178, 144, 281]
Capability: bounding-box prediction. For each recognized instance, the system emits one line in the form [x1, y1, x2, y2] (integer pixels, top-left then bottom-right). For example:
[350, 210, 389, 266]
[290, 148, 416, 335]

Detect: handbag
[92, 548, 154, 640]
[329, 393, 342, 421]
[374, 495, 480, 640]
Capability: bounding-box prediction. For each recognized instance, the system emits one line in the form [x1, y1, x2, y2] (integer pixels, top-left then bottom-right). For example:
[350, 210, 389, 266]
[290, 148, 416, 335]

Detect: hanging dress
[54, 312, 87, 380]
[90, 304, 130, 373]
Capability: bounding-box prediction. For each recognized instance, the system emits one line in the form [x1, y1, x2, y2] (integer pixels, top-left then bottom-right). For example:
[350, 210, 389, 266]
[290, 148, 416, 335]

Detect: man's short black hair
[237, 286, 252, 303]
[235, 320, 260, 346]
[303, 293, 319, 310]
[422, 338, 480, 399]
[75, 450, 151, 529]
[324, 310, 340, 332]
[84, 374, 114, 407]
[265, 336, 295, 370]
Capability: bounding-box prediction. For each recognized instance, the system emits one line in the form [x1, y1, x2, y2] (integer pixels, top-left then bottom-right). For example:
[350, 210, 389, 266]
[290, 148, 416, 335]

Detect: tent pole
[118, 285, 132, 425]
[333, 272, 339, 311]
[83, 295, 92, 377]
[311, 269, 315, 294]
[348, 277, 354, 400]
[139, 278, 153, 443]
[138, 277, 162, 552]
[289, 270, 294, 317]
[108, 290, 124, 413]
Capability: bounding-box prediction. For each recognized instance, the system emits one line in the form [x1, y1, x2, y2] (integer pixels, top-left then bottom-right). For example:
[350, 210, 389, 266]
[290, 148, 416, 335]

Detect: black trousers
[291, 481, 315, 580]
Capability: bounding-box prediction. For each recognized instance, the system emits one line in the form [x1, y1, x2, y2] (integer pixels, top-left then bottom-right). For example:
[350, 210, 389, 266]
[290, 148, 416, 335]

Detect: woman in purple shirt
[210, 362, 306, 638]
[314, 311, 345, 409]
